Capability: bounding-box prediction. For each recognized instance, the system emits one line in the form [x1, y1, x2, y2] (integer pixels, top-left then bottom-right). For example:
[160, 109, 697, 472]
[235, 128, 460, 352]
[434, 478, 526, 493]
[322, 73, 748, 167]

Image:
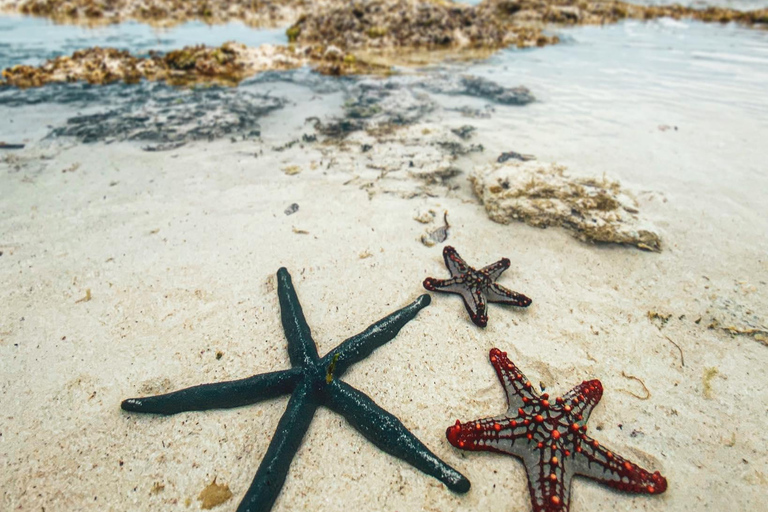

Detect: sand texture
[2, 105, 767, 511]
[2, 14, 768, 512]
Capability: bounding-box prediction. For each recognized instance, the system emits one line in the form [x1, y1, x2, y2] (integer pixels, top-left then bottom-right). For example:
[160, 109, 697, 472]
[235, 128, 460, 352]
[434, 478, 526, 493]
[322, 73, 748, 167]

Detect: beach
[1, 3, 768, 512]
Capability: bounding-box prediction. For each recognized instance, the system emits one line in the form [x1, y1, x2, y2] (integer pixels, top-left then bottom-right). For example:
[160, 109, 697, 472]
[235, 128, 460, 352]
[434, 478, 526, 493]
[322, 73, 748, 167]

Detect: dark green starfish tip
[121, 267, 468, 512]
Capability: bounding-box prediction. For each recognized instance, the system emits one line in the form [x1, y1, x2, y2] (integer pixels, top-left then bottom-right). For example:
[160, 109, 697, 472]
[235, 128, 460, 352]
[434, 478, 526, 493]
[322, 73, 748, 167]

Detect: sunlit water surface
[0, 15, 286, 69]
[1, 13, 767, 199]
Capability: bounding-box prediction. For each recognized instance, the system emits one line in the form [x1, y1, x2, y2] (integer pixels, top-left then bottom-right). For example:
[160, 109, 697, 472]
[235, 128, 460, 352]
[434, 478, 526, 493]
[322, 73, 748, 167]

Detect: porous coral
[470, 161, 662, 251]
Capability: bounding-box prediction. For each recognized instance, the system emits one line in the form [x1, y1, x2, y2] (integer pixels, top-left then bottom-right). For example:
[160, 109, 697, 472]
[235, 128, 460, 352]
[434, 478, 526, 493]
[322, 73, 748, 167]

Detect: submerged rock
[470, 161, 661, 251]
[320, 123, 469, 199]
[50, 84, 286, 143]
[307, 73, 532, 139]
[310, 77, 436, 138]
[708, 298, 768, 346]
[422, 74, 534, 105]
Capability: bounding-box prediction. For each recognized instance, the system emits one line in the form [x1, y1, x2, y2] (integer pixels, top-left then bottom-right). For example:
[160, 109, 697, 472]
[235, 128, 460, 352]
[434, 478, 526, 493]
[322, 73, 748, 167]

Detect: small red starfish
[423, 246, 531, 327]
[446, 349, 668, 512]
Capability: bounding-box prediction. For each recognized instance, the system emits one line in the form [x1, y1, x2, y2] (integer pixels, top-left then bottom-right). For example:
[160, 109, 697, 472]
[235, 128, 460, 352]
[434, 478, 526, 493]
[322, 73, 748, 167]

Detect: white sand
[2, 19, 768, 512]
[1, 113, 766, 511]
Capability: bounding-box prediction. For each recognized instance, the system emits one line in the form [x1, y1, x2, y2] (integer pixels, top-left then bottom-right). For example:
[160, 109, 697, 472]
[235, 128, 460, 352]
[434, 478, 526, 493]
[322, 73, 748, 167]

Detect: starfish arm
[560, 380, 603, 425]
[423, 276, 458, 291]
[571, 438, 668, 495]
[488, 349, 541, 411]
[237, 380, 318, 512]
[320, 294, 431, 378]
[460, 288, 488, 327]
[446, 415, 535, 455]
[325, 379, 471, 494]
[485, 283, 532, 307]
[523, 456, 573, 512]
[121, 368, 303, 415]
[479, 257, 510, 282]
[442, 245, 469, 278]
[423, 277, 488, 326]
[277, 267, 319, 367]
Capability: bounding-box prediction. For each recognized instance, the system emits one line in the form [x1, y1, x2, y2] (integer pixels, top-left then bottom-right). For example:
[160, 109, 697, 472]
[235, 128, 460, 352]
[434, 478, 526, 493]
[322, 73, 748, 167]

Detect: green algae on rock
[470, 161, 662, 251]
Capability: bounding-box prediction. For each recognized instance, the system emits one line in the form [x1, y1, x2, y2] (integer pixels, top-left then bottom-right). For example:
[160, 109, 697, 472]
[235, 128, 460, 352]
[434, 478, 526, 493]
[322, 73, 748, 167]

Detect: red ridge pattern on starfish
[423, 246, 531, 327]
[446, 349, 667, 512]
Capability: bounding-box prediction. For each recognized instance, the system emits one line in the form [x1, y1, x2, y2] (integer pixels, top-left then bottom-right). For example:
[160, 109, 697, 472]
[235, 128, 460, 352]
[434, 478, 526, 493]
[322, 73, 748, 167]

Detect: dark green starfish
[121, 267, 470, 512]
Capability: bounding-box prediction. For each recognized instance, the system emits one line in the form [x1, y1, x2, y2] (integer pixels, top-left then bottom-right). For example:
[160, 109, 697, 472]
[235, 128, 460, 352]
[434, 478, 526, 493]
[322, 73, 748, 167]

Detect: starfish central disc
[423, 246, 531, 327]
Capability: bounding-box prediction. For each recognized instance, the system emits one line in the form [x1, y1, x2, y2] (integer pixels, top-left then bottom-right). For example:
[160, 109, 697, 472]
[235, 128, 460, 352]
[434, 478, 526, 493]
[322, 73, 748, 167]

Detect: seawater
[1, 11, 767, 176]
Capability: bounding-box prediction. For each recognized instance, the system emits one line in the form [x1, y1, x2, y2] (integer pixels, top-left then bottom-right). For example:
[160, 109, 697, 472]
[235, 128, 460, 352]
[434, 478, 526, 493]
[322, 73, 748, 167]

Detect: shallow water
[1, 14, 765, 144]
[1, 8, 767, 512]
[0, 15, 287, 69]
[1, 14, 767, 178]
[469, 19, 768, 122]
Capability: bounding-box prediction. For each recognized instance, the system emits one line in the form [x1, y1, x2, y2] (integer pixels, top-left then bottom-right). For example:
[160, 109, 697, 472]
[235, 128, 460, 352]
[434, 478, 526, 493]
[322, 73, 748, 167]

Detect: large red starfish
[423, 246, 531, 327]
[446, 349, 667, 512]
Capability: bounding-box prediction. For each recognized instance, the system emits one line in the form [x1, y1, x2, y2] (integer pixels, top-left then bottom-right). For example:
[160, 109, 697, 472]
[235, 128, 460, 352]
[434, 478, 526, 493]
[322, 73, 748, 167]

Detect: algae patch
[702, 367, 719, 399]
[470, 161, 661, 251]
[198, 478, 233, 509]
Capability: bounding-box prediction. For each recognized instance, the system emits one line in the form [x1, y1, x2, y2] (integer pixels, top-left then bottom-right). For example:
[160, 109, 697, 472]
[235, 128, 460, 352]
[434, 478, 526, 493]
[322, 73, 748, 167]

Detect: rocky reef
[2, 0, 767, 85]
[288, 0, 556, 50]
[0, 43, 391, 88]
[0, 0, 311, 27]
[289, 0, 766, 52]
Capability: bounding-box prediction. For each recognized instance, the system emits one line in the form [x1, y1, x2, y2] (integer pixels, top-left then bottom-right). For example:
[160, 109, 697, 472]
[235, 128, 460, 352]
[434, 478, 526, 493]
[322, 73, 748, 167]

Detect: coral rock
[470, 161, 662, 251]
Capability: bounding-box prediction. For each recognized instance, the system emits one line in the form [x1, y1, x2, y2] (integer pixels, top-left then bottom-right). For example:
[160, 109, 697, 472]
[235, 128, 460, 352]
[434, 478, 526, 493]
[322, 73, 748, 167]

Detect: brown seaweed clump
[470, 161, 662, 251]
[0, 42, 390, 88]
[289, 0, 558, 50]
[289, 0, 767, 55]
[1, 0, 314, 27]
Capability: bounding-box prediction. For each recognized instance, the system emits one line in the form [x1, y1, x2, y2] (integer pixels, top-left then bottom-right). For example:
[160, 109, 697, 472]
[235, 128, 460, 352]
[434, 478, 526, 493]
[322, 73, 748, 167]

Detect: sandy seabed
[2, 29, 768, 512]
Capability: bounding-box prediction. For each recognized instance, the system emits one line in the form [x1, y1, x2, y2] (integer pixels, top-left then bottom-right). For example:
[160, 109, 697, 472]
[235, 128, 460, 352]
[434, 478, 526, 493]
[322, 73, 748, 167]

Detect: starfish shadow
[122, 267, 470, 512]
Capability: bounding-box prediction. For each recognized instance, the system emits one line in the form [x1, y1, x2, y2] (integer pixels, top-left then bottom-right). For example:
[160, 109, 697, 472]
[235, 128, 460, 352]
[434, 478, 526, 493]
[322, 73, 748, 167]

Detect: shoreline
[2, 0, 767, 86]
